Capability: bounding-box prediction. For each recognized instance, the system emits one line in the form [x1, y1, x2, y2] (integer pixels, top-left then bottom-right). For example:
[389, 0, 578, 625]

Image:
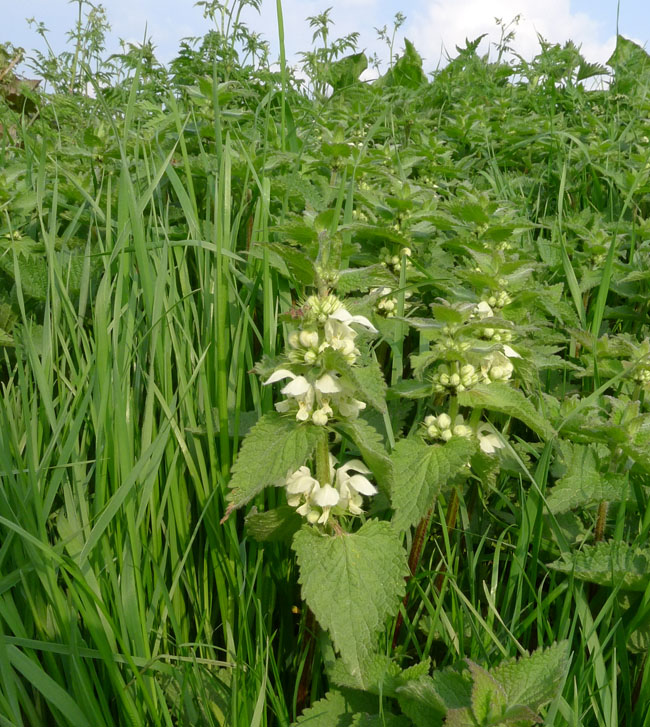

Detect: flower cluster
[423, 412, 505, 455]
[423, 413, 472, 441]
[380, 246, 412, 274]
[431, 363, 481, 393]
[264, 295, 376, 426]
[285, 458, 378, 524]
[265, 369, 366, 425]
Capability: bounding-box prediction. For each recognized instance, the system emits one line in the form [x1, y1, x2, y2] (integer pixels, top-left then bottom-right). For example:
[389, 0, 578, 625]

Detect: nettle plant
[223, 252, 569, 724]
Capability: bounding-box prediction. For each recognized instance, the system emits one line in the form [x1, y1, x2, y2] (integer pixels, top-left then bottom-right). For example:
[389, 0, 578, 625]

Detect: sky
[4, 0, 649, 79]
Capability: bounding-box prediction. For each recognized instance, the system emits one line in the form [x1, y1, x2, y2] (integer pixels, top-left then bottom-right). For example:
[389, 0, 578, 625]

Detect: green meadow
[1, 2, 650, 724]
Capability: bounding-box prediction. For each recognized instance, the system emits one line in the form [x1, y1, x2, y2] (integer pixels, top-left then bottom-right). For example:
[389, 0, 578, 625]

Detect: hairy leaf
[396, 676, 446, 727]
[492, 641, 570, 712]
[391, 438, 476, 532]
[227, 413, 322, 510]
[337, 418, 393, 494]
[549, 542, 650, 591]
[330, 654, 431, 696]
[547, 443, 630, 514]
[293, 689, 377, 726]
[458, 383, 555, 440]
[293, 520, 408, 678]
[244, 506, 303, 542]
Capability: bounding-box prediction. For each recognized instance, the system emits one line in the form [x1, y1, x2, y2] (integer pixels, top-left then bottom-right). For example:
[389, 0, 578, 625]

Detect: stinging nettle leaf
[226, 413, 322, 510]
[546, 442, 630, 515]
[457, 383, 556, 440]
[337, 418, 394, 494]
[491, 641, 570, 713]
[548, 542, 650, 591]
[244, 506, 303, 542]
[292, 520, 408, 679]
[391, 437, 476, 532]
[293, 688, 378, 726]
[396, 676, 446, 727]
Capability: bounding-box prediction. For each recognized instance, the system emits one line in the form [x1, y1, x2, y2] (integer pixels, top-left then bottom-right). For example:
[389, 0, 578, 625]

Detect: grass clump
[1, 3, 650, 725]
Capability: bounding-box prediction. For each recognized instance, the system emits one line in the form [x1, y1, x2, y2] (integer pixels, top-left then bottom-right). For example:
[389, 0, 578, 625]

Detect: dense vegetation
[2, 2, 650, 725]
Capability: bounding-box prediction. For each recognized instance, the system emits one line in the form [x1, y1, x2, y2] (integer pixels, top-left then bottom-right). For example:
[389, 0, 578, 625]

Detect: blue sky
[4, 0, 649, 76]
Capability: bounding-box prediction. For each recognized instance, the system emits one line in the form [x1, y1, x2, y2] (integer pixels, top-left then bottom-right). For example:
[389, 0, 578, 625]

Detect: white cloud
[406, 0, 617, 73]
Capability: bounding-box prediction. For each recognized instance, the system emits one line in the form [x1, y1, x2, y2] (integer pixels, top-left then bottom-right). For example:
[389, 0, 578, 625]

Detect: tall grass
[1, 5, 650, 726]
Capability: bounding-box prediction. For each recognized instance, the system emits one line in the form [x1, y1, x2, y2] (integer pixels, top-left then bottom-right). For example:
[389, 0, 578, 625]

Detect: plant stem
[392, 507, 433, 650]
[594, 500, 609, 542]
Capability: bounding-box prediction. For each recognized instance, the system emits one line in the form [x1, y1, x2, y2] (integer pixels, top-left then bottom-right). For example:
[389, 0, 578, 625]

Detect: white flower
[285, 466, 319, 507]
[475, 301, 494, 319]
[329, 306, 378, 333]
[311, 483, 340, 523]
[314, 372, 342, 395]
[480, 351, 514, 383]
[335, 460, 377, 515]
[502, 344, 521, 359]
[477, 426, 505, 454]
[323, 318, 359, 362]
[264, 369, 342, 423]
[337, 396, 366, 418]
[299, 329, 320, 348]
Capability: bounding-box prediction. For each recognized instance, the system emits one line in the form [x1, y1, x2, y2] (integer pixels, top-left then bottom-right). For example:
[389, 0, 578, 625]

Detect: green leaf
[391, 438, 476, 532]
[548, 542, 650, 591]
[337, 418, 393, 494]
[327, 52, 369, 90]
[292, 520, 408, 678]
[492, 641, 570, 713]
[468, 661, 507, 724]
[390, 380, 433, 400]
[323, 349, 388, 414]
[244, 506, 303, 542]
[620, 414, 650, 474]
[396, 676, 446, 727]
[457, 383, 556, 440]
[293, 688, 378, 726]
[227, 413, 322, 510]
[546, 443, 630, 514]
[330, 653, 431, 696]
[446, 644, 569, 726]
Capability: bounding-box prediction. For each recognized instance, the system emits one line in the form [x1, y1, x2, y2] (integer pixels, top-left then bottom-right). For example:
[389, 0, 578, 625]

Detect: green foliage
[293, 521, 408, 677]
[457, 383, 555, 440]
[391, 437, 476, 531]
[549, 542, 650, 591]
[546, 442, 631, 514]
[2, 4, 650, 724]
[446, 643, 570, 726]
[226, 413, 323, 509]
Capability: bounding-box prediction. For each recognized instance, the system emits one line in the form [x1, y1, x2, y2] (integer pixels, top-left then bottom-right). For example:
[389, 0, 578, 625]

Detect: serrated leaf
[431, 667, 473, 710]
[323, 348, 387, 413]
[390, 380, 433, 399]
[548, 542, 650, 591]
[337, 265, 395, 295]
[620, 414, 650, 474]
[227, 413, 322, 509]
[330, 654, 431, 696]
[293, 520, 408, 678]
[337, 418, 393, 494]
[293, 688, 377, 726]
[468, 661, 507, 724]
[547, 443, 630, 514]
[391, 438, 476, 531]
[457, 383, 555, 440]
[396, 676, 446, 727]
[244, 506, 303, 542]
[491, 641, 570, 713]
